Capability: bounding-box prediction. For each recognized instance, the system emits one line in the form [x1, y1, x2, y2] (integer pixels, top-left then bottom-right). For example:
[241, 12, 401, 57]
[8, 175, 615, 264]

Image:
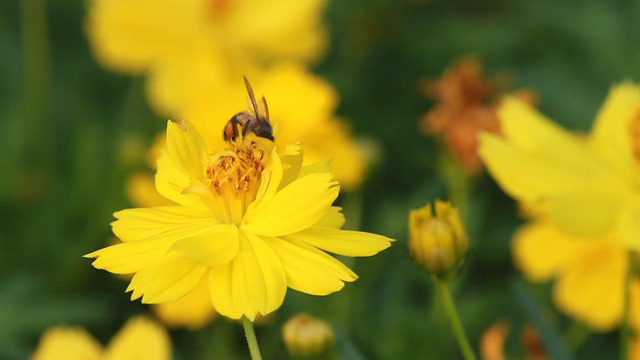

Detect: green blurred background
[1, 0, 640, 359]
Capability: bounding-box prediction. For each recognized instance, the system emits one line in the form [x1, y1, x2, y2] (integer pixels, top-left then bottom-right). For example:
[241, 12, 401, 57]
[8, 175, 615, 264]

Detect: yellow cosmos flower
[31, 317, 170, 360]
[478, 83, 640, 330]
[479, 83, 640, 248]
[87, 0, 326, 114]
[87, 120, 392, 320]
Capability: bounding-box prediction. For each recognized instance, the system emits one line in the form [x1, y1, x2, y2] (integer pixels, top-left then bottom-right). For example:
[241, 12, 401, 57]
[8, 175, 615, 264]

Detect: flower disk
[86, 120, 392, 320]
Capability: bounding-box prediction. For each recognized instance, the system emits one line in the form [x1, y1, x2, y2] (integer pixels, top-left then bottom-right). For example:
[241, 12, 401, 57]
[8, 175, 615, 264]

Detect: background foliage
[1, 0, 640, 359]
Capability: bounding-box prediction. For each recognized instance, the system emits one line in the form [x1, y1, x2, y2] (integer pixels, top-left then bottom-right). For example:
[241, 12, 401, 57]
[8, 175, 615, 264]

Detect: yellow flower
[282, 313, 334, 357]
[478, 83, 640, 330]
[31, 317, 170, 360]
[408, 200, 469, 279]
[87, 120, 392, 320]
[87, 0, 326, 114]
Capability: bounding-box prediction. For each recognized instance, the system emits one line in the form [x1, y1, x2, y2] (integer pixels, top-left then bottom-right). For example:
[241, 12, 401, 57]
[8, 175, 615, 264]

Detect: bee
[223, 77, 275, 142]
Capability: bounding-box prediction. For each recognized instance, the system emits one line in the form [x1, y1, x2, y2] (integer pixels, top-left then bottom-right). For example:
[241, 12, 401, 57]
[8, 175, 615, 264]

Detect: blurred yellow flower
[87, 0, 326, 114]
[182, 64, 368, 190]
[152, 276, 217, 329]
[479, 83, 640, 246]
[514, 220, 640, 331]
[408, 200, 469, 279]
[31, 317, 170, 360]
[87, 120, 392, 320]
[478, 83, 640, 330]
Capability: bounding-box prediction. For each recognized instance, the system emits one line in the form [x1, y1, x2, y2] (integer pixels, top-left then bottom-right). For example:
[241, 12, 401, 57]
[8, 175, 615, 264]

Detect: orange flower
[420, 56, 536, 173]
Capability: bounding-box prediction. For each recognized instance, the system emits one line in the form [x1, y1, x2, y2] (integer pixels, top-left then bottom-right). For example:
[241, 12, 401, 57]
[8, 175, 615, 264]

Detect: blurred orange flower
[480, 321, 546, 360]
[420, 56, 536, 173]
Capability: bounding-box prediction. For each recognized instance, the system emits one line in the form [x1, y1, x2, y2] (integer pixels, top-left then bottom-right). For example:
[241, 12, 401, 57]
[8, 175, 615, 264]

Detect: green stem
[437, 280, 477, 360]
[621, 251, 634, 360]
[242, 316, 263, 360]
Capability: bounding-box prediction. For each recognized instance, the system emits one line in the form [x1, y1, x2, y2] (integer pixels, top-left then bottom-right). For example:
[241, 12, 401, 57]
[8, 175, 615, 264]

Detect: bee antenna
[243, 76, 260, 117]
[261, 96, 269, 121]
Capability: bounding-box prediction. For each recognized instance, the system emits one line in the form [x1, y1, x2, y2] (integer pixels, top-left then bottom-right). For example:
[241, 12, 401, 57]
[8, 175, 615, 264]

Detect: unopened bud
[409, 200, 469, 279]
[282, 313, 334, 358]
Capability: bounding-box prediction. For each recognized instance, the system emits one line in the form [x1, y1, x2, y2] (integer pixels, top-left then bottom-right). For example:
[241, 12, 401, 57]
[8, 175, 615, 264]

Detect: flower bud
[282, 313, 334, 358]
[409, 200, 469, 279]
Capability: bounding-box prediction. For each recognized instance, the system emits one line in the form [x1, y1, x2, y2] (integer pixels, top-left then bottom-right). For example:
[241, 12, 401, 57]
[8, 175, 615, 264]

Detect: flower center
[204, 140, 267, 224]
[207, 0, 233, 20]
[630, 111, 640, 162]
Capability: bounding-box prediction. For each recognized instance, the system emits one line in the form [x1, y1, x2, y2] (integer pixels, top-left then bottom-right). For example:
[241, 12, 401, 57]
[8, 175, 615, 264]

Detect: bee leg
[241, 118, 252, 138]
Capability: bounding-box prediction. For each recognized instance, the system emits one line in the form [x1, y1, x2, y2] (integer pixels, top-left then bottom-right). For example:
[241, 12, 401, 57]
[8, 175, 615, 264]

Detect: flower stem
[437, 280, 477, 360]
[621, 251, 634, 360]
[242, 316, 263, 360]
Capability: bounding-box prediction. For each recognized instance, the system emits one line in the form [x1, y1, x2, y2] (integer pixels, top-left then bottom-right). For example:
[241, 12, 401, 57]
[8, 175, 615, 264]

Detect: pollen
[205, 141, 266, 197]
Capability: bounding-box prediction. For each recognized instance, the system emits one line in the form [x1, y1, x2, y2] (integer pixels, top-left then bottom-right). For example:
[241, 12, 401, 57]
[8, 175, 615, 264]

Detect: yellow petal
[512, 221, 594, 281]
[165, 120, 209, 180]
[278, 143, 304, 190]
[126, 172, 172, 207]
[628, 281, 640, 331]
[208, 262, 243, 319]
[285, 227, 392, 256]
[103, 317, 171, 360]
[479, 133, 614, 203]
[242, 173, 339, 237]
[243, 149, 285, 222]
[32, 327, 102, 360]
[297, 118, 366, 191]
[128, 253, 206, 303]
[265, 236, 356, 295]
[552, 239, 626, 331]
[209, 232, 286, 320]
[618, 204, 640, 251]
[230, 1, 327, 62]
[314, 206, 345, 229]
[112, 206, 218, 242]
[498, 97, 574, 152]
[87, 0, 206, 72]
[480, 98, 629, 203]
[589, 82, 640, 182]
[153, 276, 216, 330]
[86, 238, 172, 275]
[169, 224, 239, 266]
[155, 150, 211, 211]
[547, 191, 624, 237]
